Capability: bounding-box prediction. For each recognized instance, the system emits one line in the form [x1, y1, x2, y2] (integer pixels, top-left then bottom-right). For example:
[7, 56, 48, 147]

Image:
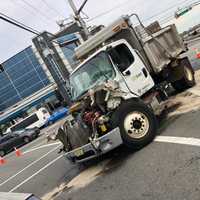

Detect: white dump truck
[56, 14, 195, 163]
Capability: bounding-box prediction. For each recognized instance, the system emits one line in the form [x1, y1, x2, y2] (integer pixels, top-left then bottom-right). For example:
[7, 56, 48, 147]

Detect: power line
[10, 0, 55, 24]
[77, 0, 88, 14]
[86, 0, 130, 22]
[40, 0, 65, 18]
[20, 0, 55, 23]
[9, 0, 54, 26]
[147, 0, 200, 25]
[0, 12, 40, 35]
[1, 14, 74, 48]
[0, 12, 78, 63]
[86, 0, 197, 24]
[142, 0, 197, 23]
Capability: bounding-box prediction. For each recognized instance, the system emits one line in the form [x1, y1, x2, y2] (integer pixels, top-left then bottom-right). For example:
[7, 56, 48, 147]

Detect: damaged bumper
[65, 128, 123, 163]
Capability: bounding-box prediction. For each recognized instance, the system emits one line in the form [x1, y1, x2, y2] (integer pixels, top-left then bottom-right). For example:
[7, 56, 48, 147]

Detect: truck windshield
[69, 51, 115, 100]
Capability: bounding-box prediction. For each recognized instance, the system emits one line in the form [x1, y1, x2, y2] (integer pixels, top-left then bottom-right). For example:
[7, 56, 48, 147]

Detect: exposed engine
[56, 80, 127, 152]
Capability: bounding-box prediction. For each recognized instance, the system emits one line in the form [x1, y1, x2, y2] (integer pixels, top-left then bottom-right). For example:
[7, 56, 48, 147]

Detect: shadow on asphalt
[80, 145, 134, 172]
[157, 101, 182, 135]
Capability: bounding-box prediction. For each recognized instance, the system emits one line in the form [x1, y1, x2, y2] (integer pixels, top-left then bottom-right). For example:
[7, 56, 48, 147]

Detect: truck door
[108, 41, 154, 96]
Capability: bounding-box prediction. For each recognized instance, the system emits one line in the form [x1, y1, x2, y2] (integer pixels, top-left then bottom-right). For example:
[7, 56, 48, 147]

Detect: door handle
[142, 68, 148, 78]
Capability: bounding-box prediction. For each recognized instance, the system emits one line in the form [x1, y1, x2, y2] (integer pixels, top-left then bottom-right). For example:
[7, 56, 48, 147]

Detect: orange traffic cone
[193, 48, 200, 59]
[0, 156, 6, 165]
[14, 147, 22, 157]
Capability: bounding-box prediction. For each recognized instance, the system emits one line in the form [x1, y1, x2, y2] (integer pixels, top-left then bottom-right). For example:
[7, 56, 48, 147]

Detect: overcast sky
[0, 0, 199, 63]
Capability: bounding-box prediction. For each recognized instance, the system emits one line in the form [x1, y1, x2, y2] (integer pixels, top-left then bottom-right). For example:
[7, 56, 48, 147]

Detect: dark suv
[0, 128, 40, 157]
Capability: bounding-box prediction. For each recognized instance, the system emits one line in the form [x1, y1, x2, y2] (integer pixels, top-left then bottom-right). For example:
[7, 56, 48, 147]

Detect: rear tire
[0, 150, 5, 157]
[111, 99, 158, 149]
[172, 64, 195, 91]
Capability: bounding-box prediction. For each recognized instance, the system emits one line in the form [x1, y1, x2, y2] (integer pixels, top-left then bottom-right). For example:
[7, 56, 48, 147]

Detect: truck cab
[63, 39, 160, 163]
[70, 39, 154, 102]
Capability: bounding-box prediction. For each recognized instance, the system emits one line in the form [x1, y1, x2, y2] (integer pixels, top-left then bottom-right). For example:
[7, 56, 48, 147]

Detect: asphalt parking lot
[50, 41, 200, 200]
[3, 94, 200, 200]
[0, 118, 82, 197]
[52, 82, 200, 200]
[1, 39, 200, 200]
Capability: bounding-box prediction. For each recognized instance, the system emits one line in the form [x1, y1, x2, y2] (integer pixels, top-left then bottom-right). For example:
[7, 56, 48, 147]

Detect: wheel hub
[124, 111, 149, 139]
[131, 120, 142, 130]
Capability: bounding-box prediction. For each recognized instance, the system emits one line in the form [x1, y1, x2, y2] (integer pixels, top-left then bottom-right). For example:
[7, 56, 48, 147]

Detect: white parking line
[28, 140, 47, 149]
[9, 154, 63, 192]
[6, 136, 200, 193]
[23, 142, 61, 154]
[17, 136, 47, 152]
[0, 145, 61, 187]
[155, 136, 200, 147]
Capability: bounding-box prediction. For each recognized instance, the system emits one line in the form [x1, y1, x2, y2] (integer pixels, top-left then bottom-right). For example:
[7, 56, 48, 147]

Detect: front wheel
[111, 99, 158, 149]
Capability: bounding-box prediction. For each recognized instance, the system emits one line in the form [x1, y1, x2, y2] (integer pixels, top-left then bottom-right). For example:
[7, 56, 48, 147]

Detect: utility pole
[68, 0, 90, 39]
[32, 33, 71, 104]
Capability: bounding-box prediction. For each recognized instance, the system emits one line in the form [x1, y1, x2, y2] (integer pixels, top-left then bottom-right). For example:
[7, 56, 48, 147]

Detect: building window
[0, 46, 50, 111]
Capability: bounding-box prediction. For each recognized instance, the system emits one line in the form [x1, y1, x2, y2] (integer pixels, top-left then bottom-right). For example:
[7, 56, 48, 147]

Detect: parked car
[0, 192, 41, 200]
[5, 107, 50, 134]
[0, 128, 40, 157]
[15, 127, 40, 141]
[46, 107, 68, 125]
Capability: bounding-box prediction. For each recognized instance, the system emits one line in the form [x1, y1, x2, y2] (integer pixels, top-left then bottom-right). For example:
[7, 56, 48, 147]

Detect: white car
[0, 192, 41, 200]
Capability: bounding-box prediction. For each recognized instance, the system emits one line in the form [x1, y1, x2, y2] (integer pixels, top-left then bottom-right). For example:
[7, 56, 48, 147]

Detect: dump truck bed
[141, 24, 185, 73]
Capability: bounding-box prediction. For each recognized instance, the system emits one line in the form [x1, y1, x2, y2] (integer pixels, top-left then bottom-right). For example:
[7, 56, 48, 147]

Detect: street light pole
[68, 0, 90, 39]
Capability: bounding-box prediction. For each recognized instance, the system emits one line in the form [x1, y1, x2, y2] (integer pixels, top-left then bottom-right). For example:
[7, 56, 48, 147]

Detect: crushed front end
[56, 81, 126, 162]
[66, 128, 122, 162]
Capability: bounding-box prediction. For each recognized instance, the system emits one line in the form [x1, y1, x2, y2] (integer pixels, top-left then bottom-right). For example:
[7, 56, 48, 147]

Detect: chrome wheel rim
[124, 111, 149, 139]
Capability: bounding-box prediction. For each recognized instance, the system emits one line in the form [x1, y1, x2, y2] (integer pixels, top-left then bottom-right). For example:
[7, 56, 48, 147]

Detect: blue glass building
[0, 46, 50, 111]
[0, 32, 81, 126]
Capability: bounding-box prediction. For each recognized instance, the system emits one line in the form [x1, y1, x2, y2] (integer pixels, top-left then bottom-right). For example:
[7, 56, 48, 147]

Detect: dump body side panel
[141, 24, 186, 73]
